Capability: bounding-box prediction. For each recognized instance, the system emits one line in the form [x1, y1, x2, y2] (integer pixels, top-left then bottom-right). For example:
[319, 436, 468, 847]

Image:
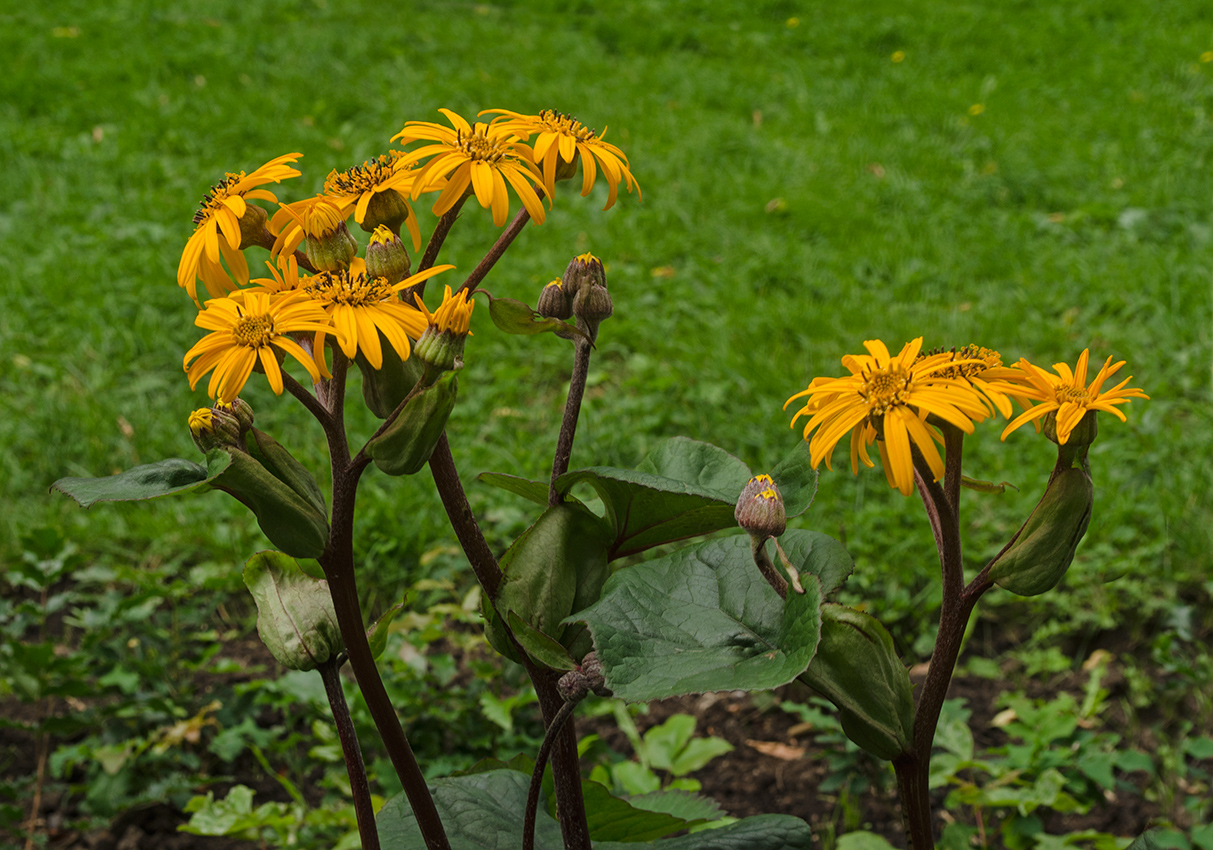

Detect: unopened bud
[554, 150, 580, 183]
[189, 405, 243, 453]
[580, 651, 612, 697]
[557, 669, 589, 702]
[359, 188, 411, 234]
[1043, 409, 1098, 448]
[216, 397, 255, 432]
[237, 204, 274, 251]
[572, 282, 612, 324]
[735, 475, 786, 539]
[561, 252, 606, 303]
[365, 225, 411, 283]
[537, 279, 572, 320]
[305, 220, 358, 272]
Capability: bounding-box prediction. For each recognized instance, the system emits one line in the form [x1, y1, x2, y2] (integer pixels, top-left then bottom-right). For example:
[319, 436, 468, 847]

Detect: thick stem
[524, 700, 578, 850]
[897, 447, 971, 849]
[321, 471, 449, 850]
[893, 755, 933, 850]
[549, 337, 593, 506]
[417, 196, 468, 275]
[283, 371, 335, 430]
[456, 208, 531, 297]
[532, 671, 593, 850]
[314, 379, 449, 850]
[427, 435, 504, 599]
[318, 658, 380, 850]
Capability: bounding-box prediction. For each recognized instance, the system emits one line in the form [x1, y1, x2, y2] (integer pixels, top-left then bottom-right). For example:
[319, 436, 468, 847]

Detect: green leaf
[836, 832, 899, 850]
[797, 604, 914, 760]
[494, 502, 611, 648]
[477, 472, 551, 505]
[572, 533, 825, 702]
[487, 295, 590, 341]
[365, 371, 458, 476]
[555, 438, 750, 559]
[769, 528, 852, 597]
[506, 611, 577, 671]
[376, 769, 813, 850]
[640, 714, 734, 776]
[243, 551, 342, 672]
[243, 428, 327, 517]
[52, 456, 225, 505]
[355, 336, 425, 419]
[211, 450, 329, 558]
[580, 779, 706, 842]
[366, 597, 408, 661]
[767, 441, 818, 518]
[54, 448, 329, 558]
[628, 789, 725, 825]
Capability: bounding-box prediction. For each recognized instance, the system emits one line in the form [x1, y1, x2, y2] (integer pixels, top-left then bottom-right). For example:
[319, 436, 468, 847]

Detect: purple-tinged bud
[735, 475, 787, 539]
[537, 279, 572, 320]
[561, 252, 606, 303]
[365, 225, 411, 283]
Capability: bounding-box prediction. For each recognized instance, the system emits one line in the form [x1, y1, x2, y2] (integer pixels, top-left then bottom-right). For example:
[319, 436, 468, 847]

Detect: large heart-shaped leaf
[572, 531, 842, 702]
[554, 438, 818, 560]
[376, 769, 813, 850]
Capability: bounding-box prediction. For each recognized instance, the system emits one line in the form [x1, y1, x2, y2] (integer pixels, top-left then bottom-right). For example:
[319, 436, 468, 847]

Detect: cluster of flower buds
[560, 253, 612, 340]
[556, 651, 612, 703]
[189, 398, 255, 453]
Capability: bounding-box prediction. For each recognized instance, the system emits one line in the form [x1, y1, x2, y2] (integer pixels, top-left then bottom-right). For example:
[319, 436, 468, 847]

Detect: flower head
[483, 109, 640, 209]
[269, 195, 357, 270]
[785, 338, 992, 496]
[392, 109, 547, 227]
[178, 153, 302, 304]
[183, 290, 332, 402]
[412, 285, 475, 372]
[302, 258, 454, 370]
[1001, 350, 1148, 445]
[323, 152, 423, 250]
[916, 344, 1030, 418]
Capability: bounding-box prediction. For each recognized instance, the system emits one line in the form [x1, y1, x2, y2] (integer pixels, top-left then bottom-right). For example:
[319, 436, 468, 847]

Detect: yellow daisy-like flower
[269, 195, 351, 261]
[1001, 350, 1149, 444]
[303, 258, 455, 370]
[482, 109, 641, 209]
[178, 153, 302, 304]
[414, 285, 475, 335]
[915, 344, 1032, 418]
[323, 152, 424, 251]
[784, 338, 993, 496]
[183, 291, 333, 403]
[392, 108, 547, 227]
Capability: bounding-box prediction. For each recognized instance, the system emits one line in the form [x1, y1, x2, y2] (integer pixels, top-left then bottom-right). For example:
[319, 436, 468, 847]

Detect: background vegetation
[2, 0, 1210, 847]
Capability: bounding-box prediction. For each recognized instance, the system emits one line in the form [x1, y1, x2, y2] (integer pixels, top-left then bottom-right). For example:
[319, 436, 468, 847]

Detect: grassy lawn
[2, 0, 1211, 843]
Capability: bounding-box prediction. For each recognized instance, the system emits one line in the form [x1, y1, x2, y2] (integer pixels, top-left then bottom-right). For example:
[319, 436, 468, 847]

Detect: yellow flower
[303, 258, 455, 370]
[784, 338, 993, 496]
[392, 109, 547, 227]
[188, 408, 215, 437]
[481, 109, 641, 210]
[183, 291, 332, 403]
[414, 285, 475, 335]
[178, 153, 302, 304]
[916, 344, 1029, 418]
[323, 152, 424, 251]
[269, 195, 352, 262]
[1001, 350, 1149, 445]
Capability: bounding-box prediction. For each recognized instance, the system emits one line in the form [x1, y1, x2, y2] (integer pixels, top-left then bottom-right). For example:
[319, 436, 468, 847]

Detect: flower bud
[359, 188, 411, 234]
[236, 203, 274, 251]
[305, 220, 358, 272]
[1043, 408, 1098, 448]
[412, 286, 474, 377]
[580, 651, 612, 697]
[572, 282, 612, 324]
[216, 397, 255, 432]
[537, 279, 572, 320]
[554, 150, 581, 183]
[736, 475, 787, 540]
[561, 252, 606, 303]
[557, 669, 589, 702]
[188, 405, 243, 453]
[365, 225, 411, 283]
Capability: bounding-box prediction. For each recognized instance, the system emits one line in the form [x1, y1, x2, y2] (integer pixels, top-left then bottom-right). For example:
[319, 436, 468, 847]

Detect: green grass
[4, 0, 1208, 625]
